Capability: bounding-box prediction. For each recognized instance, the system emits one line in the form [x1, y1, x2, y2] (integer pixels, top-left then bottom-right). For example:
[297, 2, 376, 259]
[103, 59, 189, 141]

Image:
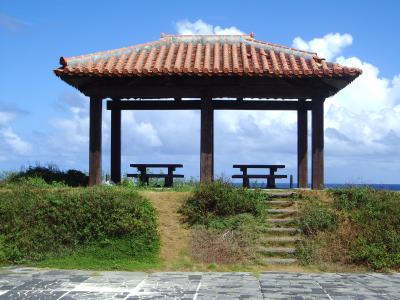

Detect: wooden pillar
[89, 97, 102, 186]
[312, 97, 324, 190]
[200, 97, 214, 183]
[110, 106, 121, 183]
[297, 99, 308, 188]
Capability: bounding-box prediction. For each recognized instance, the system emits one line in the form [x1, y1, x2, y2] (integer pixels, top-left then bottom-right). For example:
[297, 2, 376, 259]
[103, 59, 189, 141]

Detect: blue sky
[1, 0, 400, 183]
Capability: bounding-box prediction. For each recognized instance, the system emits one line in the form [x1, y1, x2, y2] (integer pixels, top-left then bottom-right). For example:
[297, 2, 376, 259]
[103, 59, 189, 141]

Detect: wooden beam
[59, 74, 345, 99]
[89, 97, 102, 186]
[312, 97, 324, 190]
[110, 106, 121, 183]
[297, 99, 308, 188]
[108, 100, 201, 110]
[200, 97, 214, 183]
[107, 100, 313, 111]
[86, 84, 323, 99]
[70, 76, 332, 99]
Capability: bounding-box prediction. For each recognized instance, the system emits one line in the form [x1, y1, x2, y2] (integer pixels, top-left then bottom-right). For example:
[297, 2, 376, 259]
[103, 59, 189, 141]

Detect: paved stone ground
[0, 268, 399, 299]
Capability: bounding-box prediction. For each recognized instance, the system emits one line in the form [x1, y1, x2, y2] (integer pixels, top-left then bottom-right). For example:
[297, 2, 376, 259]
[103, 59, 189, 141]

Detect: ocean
[231, 182, 400, 191]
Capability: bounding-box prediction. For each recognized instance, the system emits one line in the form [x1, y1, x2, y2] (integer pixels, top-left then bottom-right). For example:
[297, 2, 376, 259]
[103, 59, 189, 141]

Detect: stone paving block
[136, 272, 200, 295]
[0, 268, 399, 299]
[197, 272, 263, 299]
[0, 290, 66, 300]
[13, 278, 77, 291]
[60, 291, 129, 299]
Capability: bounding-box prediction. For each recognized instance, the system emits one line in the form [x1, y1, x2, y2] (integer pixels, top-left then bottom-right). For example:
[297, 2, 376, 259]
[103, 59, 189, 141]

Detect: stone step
[264, 258, 298, 265]
[269, 192, 295, 199]
[263, 236, 301, 243]
[264, 227, 301, 234]
[266, 200, 293, 205]
[267, 208, 298, 214]
[259, 246, 296, 254]
[266, 218, 295, 224]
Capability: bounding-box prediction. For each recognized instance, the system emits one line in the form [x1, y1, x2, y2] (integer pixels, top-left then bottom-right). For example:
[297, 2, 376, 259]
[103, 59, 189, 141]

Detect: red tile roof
[54, 34, 362, 78]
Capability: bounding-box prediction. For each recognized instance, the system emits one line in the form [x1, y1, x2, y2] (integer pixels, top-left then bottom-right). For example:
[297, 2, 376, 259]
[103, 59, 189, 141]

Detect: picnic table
[232, 164, 287, 189]
[127, 164, 184, 187]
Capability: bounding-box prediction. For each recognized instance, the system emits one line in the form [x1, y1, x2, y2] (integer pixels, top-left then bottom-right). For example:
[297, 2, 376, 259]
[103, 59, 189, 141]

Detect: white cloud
[0, 126, 31, 154]
[292, 33, 353, 60]
[292, 33, 400, 182]
[38, 31, 400, 182]
[175, 19, 244, 35]
[290, 33, 400, 163]
[0, 104, 31, 161]
[2, 24, 400, 183]
[122, 111, 162, 147]
[49, 94, 90, 154]
[0, 111, 15, 125]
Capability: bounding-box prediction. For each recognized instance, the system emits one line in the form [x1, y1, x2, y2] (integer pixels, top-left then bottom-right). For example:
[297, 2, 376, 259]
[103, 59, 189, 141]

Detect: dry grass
[304, 216, 368, 272]
[314, 216, 356, 264]
[139, 191, 190, 263]
[141, 190, 372, 273]
[298, 190, 333, 203]
[296, 191, 370, 272]
[188, 229, 252, 264]
[140, 190, 303, 272]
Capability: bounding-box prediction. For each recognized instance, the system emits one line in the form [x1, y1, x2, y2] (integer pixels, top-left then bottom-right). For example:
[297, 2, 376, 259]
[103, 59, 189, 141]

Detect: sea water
[232, 182, 400, 191]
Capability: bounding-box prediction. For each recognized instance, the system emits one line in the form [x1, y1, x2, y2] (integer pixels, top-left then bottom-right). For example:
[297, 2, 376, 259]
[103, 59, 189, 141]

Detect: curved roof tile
[54, 34, 362, 78]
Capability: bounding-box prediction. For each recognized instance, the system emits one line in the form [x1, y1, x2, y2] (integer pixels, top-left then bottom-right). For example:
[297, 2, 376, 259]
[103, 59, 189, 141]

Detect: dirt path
[139, 191, 326, 273]
[140, 191, 190, 263]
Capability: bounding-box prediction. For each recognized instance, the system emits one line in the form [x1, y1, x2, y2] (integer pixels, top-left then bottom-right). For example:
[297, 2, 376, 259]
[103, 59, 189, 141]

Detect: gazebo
[54, 34, 361, 189]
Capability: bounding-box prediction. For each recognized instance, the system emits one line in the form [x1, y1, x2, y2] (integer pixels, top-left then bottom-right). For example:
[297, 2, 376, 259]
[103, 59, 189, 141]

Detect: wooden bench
[127, 164, 184, 187]
[232, 164, 287, 189]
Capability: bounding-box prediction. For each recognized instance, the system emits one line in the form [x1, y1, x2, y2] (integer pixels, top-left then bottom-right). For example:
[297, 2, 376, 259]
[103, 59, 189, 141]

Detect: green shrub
[332, 188, 400, 270]
[6, 176, 68, 188]
[351, 237, 400, 270]
[179, 180, 269, 226]
[208, 213, 257, 231]
[119, 178, 135, 188]
[296, 239, 316, 265]
[6, 164, 88, 187]
[0, 185, 159, 263]
[298, 198, 337, 235]
[330, 186, 375, 211]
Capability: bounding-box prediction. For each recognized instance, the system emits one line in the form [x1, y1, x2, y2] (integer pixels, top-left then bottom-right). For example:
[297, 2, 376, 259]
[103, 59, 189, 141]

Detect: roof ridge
[252, 38, 318, 56]
[60, 39, 162, 66]
[160, 34, 317, 56]
[61, 35, 320, 67]
[56, 35, 362, 78]
[161, 33, 253, 37]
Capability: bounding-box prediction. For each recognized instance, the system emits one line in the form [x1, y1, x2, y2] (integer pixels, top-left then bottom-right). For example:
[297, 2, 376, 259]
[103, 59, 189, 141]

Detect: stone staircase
[259, 192, 301, 265]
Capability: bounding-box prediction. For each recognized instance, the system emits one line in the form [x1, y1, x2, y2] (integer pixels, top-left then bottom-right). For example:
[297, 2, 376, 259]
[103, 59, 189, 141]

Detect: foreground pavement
[0, 268, 399, 299]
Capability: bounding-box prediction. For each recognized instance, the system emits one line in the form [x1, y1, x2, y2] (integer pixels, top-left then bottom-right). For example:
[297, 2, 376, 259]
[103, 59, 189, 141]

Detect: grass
[27, 238, 161, 271]
[119, 177, 197, 192]
[2, 173, 397, 272]
[178, 180, 270, 265]
[179, 180, 269, 226]
[126, 189, 310, 273]
[140, 191, 190, 264]
[0, 176, 301, 272]
[0, 180, 160, 270]
[296, 188, 400, 272]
